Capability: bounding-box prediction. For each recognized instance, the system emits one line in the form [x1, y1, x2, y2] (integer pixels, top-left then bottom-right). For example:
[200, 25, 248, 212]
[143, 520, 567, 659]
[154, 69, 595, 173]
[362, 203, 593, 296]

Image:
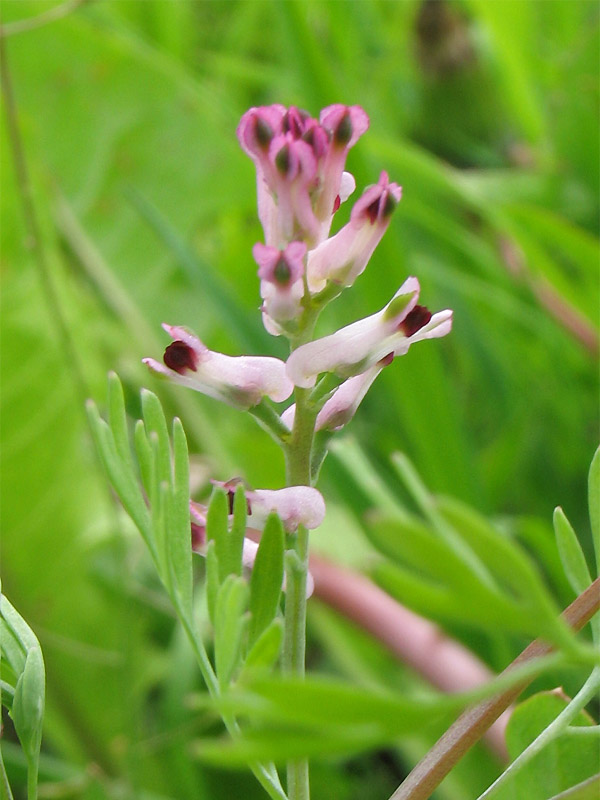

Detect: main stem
[283, 384, 318, 800]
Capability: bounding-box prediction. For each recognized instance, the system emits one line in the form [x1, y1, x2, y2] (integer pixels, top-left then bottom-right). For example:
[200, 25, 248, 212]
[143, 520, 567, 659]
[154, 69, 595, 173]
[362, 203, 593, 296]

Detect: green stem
[0, 743, 15, 800]
[26, 763, 37, 800]
[281, 383, 319, 800]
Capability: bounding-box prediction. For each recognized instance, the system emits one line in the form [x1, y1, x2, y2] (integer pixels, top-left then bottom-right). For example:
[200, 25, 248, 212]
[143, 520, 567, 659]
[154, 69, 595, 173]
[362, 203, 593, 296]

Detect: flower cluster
[143, 103, 452, 575]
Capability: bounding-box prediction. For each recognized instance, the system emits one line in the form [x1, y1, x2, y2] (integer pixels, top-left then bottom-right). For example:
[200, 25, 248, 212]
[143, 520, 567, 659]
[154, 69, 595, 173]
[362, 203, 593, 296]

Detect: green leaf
[391, 453, 494, 588]
[372, 559, 525, 633]
[134, 418, 153, 497]
[214, 575, 249, 690]
[206, 486, 229, 584]
[249, 514, 284, 647]
[193, 725, 387, 766]
[204, 540, 220, 630]
[1, 594, 45, 790]
[227, 484, 247, 579]
[589, 447, 600, 575]
[0, 620, 26, 677]
[169, 418, 193, 617]
[107, 372, 133, 470]
[242, 619, 284, 674]
[438, 496, 575, 648]
[366, 513, 493, 596]
[12, 648, 45, 764]
[553, 507, 592, 595]
[141, 389, 172, 488]
[86, 400, 154, 556]
[497, 691, 599, 800]
[548, 775, 600, 800]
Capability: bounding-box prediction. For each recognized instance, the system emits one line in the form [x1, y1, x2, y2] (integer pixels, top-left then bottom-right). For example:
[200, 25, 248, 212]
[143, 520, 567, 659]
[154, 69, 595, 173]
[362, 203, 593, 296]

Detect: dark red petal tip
[274, 256, 292, 285]
[400, 305, 432, 337]
[255, 117, 273, 149]
[164, 340, 198, 374]
[377, 352, 395, 368]
[334, 111, 352, 145]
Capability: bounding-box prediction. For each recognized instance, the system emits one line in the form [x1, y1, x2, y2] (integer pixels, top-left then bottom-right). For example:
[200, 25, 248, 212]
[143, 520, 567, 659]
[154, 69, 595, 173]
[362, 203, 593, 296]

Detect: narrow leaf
[205, 540, 219, 628]
[134, 419, 153, 496]
[141, 389, 172, 488]
[554, 507, 592, 596]
[206, 487, 230, 584]
[107, 372, 132, 469]
[11, 648, 45, 764]
[228, 484, 247, 579]
[249, 513, 284, 647]
[241, 619, 283, 675]
[86, 400, 154, 553]
[214, 576, 249, 689]
[0, 620, 26, 677]
[170, 418, 193, 616]
[589, 447, 600, 574]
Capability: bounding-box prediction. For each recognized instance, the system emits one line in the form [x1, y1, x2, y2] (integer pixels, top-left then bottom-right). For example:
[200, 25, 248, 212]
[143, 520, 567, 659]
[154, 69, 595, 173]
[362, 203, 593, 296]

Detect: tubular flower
[282, 362, 384, 433]
[314, 104, 370, 231]
[307, 171, 402, 292]
[286, 277, 453, 388]
[253, 240, 307, 335]
[143, 324, 293, 409]
[237, 104, 368, 248]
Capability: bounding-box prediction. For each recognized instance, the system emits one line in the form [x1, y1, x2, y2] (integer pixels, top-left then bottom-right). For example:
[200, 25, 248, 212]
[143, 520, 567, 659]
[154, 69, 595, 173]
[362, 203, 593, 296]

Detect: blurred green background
[1, 1, 598, 798]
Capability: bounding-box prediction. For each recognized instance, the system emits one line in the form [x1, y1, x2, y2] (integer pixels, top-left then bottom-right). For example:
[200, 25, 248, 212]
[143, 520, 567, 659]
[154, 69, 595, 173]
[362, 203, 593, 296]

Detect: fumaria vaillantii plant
[83, 104, 599, 800]
[124, 102, 449, 798]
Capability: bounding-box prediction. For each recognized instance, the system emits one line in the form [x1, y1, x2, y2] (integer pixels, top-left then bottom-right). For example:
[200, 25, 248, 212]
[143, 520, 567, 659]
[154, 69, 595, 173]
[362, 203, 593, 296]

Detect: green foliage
[501, 691, 598, 800]
[249, 515, 285, 648]
[1, 591, 45, 799]
[2, 0, 598, 798]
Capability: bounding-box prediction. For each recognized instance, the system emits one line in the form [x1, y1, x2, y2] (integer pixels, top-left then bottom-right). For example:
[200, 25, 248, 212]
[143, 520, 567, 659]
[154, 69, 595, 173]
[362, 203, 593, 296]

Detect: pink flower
[237, 104, 368, 248]
[253, 241, 307, 336]
[286, 277, 453, 388]
[210, 480, 326, 533]
[282, 364, 383, 433]
[190, 481, 326, 597]
[307, 172, 401, 292]
[143, 324, 293, 409]
[314, 105, 370, 231]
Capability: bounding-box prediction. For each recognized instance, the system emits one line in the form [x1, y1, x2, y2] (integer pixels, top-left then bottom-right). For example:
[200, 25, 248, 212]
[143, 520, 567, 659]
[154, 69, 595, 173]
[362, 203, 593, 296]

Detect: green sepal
[249, 513, 284, 647]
